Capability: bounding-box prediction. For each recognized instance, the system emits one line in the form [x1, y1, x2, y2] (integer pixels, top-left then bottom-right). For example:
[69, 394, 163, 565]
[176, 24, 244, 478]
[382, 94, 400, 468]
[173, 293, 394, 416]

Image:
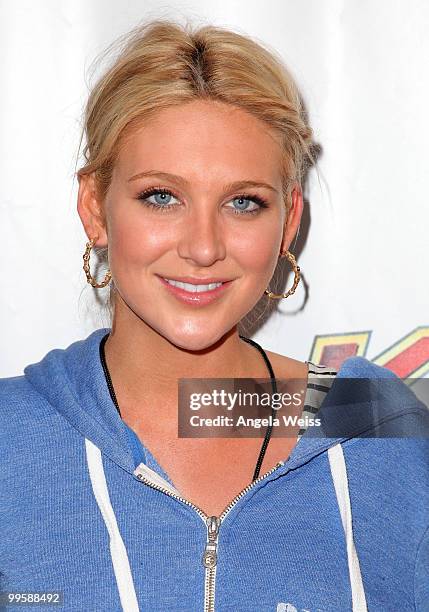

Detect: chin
[162, 325, 228, 353]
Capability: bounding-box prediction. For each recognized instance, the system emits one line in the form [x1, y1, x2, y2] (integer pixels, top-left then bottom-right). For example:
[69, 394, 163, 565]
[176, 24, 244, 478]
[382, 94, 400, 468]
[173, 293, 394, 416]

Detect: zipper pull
[202, 515, 221, 568]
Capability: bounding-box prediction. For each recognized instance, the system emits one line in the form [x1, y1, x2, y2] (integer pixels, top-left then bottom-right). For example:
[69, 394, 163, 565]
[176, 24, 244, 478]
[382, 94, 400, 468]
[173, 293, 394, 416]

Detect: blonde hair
[76, 19, 316, 332]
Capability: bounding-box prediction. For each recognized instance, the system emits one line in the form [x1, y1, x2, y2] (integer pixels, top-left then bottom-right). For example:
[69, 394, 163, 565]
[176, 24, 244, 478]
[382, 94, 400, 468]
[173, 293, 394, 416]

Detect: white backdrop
[1, 0, 428, 378]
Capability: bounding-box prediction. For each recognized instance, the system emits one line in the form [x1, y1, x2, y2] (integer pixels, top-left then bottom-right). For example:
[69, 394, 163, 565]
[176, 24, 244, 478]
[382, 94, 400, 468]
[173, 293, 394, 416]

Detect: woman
[1, 19, 428, 612]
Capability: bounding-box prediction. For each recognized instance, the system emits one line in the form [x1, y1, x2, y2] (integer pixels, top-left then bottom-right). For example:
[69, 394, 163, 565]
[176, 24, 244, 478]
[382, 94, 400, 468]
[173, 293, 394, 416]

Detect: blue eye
[137, 188, 179, 211]
[228, 196, 265, 215]
[136, 187, 269, 215]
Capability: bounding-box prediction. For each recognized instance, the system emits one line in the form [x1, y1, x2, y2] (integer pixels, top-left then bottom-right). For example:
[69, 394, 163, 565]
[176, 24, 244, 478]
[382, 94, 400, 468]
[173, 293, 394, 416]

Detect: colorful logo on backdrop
[309, 326, 429, 379]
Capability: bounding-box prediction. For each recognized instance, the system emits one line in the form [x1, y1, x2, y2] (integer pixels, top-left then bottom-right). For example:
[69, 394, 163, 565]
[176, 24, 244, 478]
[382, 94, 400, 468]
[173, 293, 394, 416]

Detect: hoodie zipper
[134, 459, 285, 612]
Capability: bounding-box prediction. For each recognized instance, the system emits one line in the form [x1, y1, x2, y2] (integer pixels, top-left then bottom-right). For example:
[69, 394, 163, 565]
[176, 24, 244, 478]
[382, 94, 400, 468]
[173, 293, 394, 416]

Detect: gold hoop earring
[82, 237, 112, 288]
[264, 250, 301, 299]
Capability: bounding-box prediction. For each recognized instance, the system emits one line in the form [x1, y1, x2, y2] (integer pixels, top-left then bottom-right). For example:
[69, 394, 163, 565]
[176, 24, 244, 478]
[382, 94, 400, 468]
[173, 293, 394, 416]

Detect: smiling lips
[161, 274, 233, 284]
[157, 275, 233, 305]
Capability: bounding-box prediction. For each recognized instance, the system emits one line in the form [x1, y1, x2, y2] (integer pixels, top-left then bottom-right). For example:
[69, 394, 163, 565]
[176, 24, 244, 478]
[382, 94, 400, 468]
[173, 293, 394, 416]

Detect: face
[78, 99, 302, 350]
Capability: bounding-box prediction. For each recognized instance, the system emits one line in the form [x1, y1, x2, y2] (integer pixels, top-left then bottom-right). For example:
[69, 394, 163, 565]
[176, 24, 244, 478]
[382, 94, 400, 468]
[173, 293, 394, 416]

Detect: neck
[103, 296, 266, 424]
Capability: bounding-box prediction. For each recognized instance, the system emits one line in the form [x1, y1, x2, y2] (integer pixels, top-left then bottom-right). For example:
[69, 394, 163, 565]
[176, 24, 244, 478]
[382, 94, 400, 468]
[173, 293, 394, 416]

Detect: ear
[280, 183, 303, 255]
[76, 172, 108, 248]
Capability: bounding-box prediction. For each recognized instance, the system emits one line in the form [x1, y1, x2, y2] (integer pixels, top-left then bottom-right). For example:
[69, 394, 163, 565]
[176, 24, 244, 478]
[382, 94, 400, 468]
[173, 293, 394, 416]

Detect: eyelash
[136, 186, 269, 215]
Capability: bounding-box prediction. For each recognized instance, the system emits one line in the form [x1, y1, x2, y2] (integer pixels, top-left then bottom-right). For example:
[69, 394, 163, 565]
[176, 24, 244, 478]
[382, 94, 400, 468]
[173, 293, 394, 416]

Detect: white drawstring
[85, 438, 140, 612]
[328, 443, 368, 612]
[85, 436, 367, 611]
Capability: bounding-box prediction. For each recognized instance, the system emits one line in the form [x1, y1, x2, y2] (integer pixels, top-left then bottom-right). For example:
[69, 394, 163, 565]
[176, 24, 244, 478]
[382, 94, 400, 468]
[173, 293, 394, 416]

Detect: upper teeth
[164, 279, 223, 292]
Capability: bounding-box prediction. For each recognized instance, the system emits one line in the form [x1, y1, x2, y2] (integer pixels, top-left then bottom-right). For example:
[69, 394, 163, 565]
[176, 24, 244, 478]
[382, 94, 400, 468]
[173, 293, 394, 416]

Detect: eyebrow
[127, 170, 279, 194]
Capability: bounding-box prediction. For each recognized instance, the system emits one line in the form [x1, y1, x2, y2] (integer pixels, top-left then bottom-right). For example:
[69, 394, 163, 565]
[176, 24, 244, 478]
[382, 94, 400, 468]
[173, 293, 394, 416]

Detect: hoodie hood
[24, 328, 135, 475]
[23, 327, 428, 476]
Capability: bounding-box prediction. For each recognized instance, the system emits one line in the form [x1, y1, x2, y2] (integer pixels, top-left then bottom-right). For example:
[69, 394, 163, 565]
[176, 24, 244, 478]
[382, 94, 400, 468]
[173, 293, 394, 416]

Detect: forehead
[114, 100, 284, 184]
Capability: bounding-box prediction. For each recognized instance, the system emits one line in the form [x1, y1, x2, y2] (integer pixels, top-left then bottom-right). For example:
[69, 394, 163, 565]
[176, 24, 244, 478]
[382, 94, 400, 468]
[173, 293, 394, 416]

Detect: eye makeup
[136, 186, 270, 216]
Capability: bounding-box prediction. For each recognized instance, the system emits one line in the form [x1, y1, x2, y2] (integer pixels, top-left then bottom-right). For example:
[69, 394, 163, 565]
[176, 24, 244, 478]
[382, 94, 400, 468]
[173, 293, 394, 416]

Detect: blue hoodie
[0, 327, 428, 612]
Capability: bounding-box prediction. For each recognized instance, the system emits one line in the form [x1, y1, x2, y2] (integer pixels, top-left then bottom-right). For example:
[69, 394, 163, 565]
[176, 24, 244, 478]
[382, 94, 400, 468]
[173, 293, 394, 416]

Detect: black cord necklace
[99, 332, 278, 482]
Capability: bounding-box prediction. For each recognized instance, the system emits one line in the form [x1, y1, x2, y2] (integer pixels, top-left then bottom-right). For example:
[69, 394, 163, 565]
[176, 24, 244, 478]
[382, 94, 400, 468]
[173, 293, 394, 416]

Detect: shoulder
[0, 373, 32, 402]
[0, 374, 54, 431]
[336, 355, 397, 378]
[263, 350, 339, 379]
[263, 350, 309, 379]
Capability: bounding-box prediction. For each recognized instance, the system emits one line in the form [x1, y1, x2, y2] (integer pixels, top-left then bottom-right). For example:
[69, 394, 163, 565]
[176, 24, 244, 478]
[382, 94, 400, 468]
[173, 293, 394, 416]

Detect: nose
[177, 205, 226, 266]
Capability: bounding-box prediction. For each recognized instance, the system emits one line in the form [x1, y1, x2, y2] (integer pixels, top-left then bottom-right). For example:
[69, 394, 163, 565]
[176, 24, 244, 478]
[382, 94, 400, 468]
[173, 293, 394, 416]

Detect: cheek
[247, 237, 277, 271]
[231, 217, 283, 275]
[107, 205, 172, 267]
